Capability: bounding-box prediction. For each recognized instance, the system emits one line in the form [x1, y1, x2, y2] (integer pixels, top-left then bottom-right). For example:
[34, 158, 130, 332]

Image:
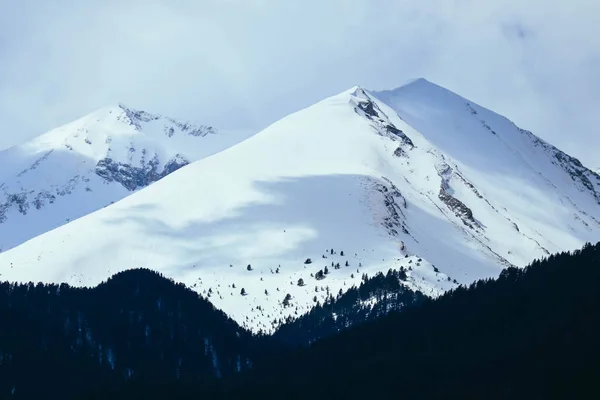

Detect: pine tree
[283, 293, 292, 307]
[240, 288, 246, 295]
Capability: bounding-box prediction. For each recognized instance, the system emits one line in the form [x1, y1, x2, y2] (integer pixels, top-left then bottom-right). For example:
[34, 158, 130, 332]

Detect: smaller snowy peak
[14, 104, 223, 171]
[0, 105, 255, 252]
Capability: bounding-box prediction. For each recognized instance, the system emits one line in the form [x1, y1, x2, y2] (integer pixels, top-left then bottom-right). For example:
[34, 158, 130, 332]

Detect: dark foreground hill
[1, 242, 599, 399]
[0, 268, 278, 398]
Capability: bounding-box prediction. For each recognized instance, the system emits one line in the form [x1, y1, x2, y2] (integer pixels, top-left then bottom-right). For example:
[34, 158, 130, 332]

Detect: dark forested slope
[273, 268, 426, 346]
[233, 242, 600, 399]
[0, 268, 278, 398]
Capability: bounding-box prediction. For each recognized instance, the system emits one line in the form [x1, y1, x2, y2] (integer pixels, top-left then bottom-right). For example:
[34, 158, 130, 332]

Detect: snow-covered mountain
[1, 79, 599, 333]
[0, 105, 253, 251]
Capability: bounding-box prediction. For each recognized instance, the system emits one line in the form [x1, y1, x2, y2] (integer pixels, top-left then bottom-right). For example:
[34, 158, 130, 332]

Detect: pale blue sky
[1, 0, 598, 167]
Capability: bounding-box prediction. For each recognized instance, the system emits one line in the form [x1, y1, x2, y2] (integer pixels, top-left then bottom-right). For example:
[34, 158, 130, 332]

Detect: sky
[0, 0, 599, 168]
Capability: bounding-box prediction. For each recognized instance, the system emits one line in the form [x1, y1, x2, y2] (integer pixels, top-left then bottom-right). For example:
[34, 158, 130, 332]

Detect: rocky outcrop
[519, 128, 600, 205]
[373, 178, 410, 237]
[438, 186, 478, 229]
[436, 162, 480, 230]
[0, 175, 91, 222]
[120, 104, 216, 138]
[352, 89, 415, 151]
[95, 154, 189, 191]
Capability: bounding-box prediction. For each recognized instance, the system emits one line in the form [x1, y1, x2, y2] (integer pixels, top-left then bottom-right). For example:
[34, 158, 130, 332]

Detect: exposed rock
[95, 154, 189, 191]
[438, 187, 478, 229]
[520, 128, 600, 204]
[17, 150, 54, 177]
[394, 147, 406, 158]
[353, 95, 415, 152]
[33, 191, 56, 210]
[356, 101, 379, 119]
[435, 162, 480, 230]
[373, 179, 409, 237]
[385, 125, 414, 149]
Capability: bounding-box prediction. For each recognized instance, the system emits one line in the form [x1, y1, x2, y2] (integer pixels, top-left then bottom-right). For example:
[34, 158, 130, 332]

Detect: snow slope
[1, 79, 599, 333]
[0, 105, 254, 251]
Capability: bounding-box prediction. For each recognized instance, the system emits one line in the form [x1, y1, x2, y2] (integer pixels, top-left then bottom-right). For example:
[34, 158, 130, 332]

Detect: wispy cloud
[0, 0, 598, 166]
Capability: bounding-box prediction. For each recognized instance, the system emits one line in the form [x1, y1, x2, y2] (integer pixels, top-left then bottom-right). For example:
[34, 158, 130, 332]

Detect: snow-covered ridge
[0, 105, 254, 251]
[0, 79, 598, 333]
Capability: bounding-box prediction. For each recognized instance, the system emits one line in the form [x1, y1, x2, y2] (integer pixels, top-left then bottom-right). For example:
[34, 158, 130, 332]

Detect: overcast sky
[1, 0, 598, 167]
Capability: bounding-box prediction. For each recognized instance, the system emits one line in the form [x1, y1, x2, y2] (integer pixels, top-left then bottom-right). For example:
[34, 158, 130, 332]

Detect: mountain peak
[375, 77, 451, 99]
[1, 80, 599, 334]
[400, 77, 432, 87]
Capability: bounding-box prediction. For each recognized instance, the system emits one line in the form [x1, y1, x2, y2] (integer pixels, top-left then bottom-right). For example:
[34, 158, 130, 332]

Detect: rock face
[353, 88, 415, 149]
[95, 154, 190, 192]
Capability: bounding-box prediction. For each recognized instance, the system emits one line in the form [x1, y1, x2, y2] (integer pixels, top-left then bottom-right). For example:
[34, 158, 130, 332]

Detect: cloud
[0, 0, 598, 167]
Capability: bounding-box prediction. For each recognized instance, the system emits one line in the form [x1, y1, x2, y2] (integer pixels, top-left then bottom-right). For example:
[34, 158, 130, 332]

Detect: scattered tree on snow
[282, 293, 292, 307]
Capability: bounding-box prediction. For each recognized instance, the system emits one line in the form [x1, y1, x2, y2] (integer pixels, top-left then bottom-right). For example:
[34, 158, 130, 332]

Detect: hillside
[0, 269, 275, 398]
[227, 241, 600, 400]
[0, 79, 599, 332]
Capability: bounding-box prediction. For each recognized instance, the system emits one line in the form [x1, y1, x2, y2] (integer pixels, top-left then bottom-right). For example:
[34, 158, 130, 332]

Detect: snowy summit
[1, 79, 599, 333]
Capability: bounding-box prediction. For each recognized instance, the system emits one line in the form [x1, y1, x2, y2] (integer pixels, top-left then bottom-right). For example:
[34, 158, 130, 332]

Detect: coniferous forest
[1, 243, 600, 399]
